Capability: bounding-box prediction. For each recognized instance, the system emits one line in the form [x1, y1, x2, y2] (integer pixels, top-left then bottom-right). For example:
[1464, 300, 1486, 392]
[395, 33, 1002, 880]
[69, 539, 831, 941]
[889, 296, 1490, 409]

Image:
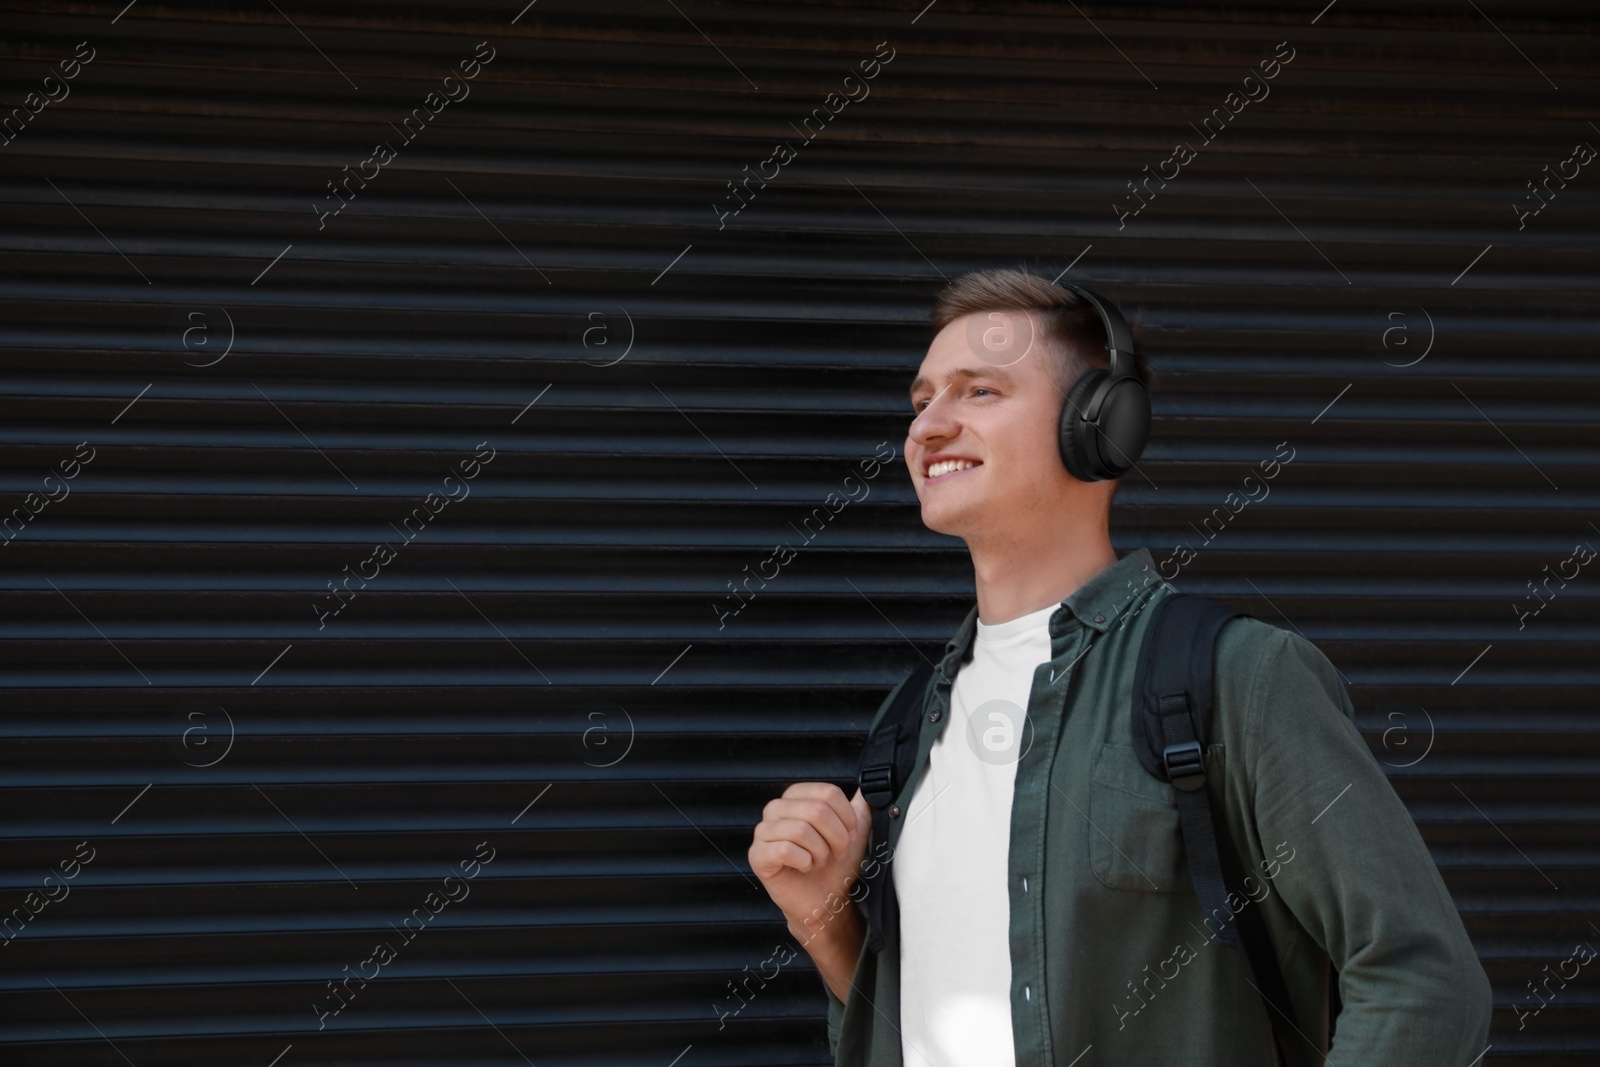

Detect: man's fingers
[750, 838, 816, 878]
[753, 816, 833, 871]
[766, 786, 855, 859]
[750, 783, 873, 890]
[781, 780, 860, 841]
[806, 799, 854, 859]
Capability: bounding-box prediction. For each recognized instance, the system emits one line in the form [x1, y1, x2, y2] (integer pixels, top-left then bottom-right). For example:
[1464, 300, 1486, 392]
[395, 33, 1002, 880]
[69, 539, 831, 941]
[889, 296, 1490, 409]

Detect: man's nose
[909, 387, 956, 444]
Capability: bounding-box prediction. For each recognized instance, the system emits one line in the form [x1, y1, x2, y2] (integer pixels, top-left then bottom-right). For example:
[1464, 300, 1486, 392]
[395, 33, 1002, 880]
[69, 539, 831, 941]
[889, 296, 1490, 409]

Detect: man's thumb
[850, 787, 871, 835]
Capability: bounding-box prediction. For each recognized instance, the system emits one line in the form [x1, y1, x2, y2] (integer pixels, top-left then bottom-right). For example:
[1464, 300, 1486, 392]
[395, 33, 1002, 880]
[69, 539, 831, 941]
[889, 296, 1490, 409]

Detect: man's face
[905, 310, 1081, 540]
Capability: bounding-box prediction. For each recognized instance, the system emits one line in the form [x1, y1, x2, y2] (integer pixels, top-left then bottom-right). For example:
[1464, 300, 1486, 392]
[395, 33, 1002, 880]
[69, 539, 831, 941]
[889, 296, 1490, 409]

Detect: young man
[748, 269, 1491, 1066]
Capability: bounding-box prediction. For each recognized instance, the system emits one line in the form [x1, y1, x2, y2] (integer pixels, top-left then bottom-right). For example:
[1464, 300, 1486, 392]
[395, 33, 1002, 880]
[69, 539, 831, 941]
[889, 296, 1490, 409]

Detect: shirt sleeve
[1243, 626, 1491, 1066]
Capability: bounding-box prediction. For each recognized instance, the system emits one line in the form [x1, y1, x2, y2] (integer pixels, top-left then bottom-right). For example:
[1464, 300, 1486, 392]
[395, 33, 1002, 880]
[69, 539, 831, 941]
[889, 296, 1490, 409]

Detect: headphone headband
[1052, 279, 1137, 382]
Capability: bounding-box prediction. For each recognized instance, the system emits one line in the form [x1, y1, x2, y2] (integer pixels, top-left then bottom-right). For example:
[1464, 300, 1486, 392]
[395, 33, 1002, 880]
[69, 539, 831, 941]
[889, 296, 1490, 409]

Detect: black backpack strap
[1133, 593, 1318, 1067]
[855, 660, 934, 955]
[1221, 817, 1319, 1067]
[1133, 593, 1242, 943]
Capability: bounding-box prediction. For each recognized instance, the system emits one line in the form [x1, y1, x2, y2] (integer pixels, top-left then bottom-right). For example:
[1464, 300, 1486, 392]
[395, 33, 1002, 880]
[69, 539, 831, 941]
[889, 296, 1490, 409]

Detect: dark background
[0, 1, 1595, 1064]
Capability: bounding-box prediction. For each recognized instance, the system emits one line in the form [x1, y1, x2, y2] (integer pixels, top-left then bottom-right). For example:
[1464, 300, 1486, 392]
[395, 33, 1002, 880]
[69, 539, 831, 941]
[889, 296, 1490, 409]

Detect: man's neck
[968, 521, 1119, 626]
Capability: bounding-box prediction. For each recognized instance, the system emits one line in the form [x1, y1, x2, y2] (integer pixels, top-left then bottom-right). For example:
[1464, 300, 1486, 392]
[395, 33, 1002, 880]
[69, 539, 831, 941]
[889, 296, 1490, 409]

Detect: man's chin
[919, 501, 978, 538]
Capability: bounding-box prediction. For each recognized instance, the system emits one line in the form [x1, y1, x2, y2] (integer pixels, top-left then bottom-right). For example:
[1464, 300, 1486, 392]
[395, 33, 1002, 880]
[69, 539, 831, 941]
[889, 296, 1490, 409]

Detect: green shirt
[823, 547, 1490, 1066]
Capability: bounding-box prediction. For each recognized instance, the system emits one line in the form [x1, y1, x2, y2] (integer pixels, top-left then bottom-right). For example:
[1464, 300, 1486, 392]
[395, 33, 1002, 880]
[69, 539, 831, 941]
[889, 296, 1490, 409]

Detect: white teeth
[927, 459, 977, 478]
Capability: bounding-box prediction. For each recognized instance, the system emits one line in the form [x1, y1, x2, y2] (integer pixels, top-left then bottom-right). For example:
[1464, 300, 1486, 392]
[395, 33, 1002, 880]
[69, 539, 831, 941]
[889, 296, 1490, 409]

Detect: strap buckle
[1161, 740, 1206, 791]
[859, 763, 895, 806]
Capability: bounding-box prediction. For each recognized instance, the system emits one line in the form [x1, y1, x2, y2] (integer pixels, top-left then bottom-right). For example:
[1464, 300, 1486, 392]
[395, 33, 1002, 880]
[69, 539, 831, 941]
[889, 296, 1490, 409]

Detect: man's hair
[929, 268, 1152, 401]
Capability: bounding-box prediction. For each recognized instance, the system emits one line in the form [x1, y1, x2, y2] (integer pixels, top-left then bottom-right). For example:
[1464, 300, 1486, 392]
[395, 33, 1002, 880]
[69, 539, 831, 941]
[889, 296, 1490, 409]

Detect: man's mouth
[925, 458, 981, 483]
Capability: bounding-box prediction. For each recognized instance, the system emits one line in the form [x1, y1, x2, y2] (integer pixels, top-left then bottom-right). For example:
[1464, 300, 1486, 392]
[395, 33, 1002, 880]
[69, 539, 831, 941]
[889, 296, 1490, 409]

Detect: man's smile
[923, 454, 983, 483]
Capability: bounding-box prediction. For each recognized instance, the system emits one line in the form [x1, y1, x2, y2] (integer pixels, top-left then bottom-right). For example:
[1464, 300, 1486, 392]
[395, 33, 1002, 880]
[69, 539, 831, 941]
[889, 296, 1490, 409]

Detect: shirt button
[1093, 613, 1106, 623]
[928, 709, 941, 723]
[1022, 876, 1028, 893]
[1024, 985, 1031, 1001]
[890, 804, 901, 819]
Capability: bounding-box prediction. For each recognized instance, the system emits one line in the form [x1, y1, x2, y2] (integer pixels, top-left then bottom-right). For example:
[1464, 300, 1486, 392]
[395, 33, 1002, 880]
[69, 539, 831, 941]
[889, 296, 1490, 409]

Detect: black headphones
[1052, 281, 1151, 482]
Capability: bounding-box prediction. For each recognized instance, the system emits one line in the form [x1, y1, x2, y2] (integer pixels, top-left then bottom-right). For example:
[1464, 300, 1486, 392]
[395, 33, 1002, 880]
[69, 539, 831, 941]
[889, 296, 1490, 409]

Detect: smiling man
[748, 268, 1490, 1066]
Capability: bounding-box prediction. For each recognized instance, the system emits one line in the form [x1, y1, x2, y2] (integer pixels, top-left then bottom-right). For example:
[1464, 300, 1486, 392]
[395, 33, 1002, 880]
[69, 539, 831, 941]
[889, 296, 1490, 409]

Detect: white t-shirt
[894, 600, 1058, 1067]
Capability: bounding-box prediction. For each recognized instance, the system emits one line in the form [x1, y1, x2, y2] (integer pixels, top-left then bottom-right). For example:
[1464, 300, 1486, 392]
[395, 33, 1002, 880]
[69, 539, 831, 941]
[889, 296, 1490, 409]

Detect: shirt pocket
[1088, 742, 1187, 892]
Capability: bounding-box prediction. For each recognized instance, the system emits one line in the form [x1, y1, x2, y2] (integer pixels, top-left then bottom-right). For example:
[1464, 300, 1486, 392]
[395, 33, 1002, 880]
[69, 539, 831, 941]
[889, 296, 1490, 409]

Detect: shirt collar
[937, 547, 1159, 678]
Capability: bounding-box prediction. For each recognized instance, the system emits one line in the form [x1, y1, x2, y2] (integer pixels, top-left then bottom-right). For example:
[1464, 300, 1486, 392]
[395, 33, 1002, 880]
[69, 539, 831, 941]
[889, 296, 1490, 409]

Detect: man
[747, 268, 1491, 1066]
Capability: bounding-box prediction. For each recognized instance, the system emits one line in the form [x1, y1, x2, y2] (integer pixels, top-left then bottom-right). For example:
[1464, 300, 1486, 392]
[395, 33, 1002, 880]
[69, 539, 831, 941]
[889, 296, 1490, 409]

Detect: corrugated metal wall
[0, 1, 1594, 1063]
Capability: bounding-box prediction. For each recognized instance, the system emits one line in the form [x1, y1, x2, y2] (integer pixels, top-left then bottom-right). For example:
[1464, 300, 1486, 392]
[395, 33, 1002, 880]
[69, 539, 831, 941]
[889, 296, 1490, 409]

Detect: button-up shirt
[822, 547, 1491, 1066]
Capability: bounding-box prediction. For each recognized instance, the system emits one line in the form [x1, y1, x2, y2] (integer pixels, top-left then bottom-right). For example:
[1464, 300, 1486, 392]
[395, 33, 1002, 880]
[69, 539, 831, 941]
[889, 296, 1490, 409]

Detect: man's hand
[749, 782, 872, 1001]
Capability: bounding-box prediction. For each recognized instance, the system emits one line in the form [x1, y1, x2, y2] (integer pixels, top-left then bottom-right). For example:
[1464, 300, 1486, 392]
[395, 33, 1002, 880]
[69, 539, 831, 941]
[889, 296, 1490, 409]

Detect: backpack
[853, 592, 1331, 1067]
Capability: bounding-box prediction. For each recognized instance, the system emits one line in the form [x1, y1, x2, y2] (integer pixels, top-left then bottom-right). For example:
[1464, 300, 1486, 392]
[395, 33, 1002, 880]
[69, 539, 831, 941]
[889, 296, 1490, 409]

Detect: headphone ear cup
[1094, 376, 1151, 478]
[1059, 369, 1106, 482]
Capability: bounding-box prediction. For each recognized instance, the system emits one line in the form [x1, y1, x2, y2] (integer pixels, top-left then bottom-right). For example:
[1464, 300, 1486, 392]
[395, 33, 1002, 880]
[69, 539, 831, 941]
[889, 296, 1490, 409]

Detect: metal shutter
[0, 1, 1593, 1063]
